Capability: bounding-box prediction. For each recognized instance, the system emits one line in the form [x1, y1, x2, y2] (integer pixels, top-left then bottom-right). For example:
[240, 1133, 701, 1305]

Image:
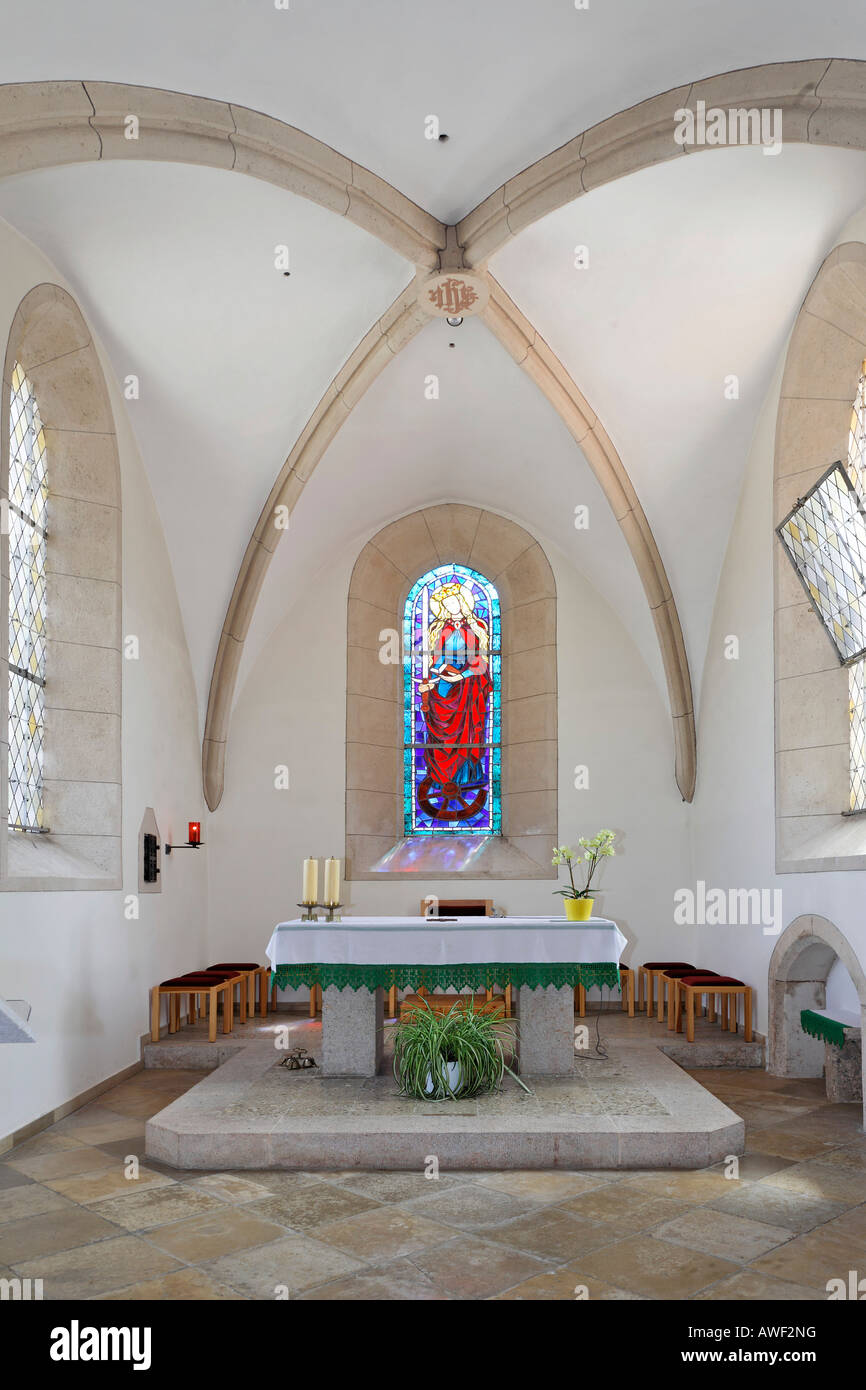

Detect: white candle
[302, 857, 319, 906]
[323, 857, 341, 906]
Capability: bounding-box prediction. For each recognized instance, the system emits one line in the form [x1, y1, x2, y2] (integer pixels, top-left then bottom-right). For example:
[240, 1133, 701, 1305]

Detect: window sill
[1, 830, 121, 891]
[348, 834, 556, 881]
[776, 812, 866, 874]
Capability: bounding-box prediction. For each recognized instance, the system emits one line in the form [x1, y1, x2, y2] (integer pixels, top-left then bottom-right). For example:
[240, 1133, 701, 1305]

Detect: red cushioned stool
[660, 967, 720, 1029]
[672, 974, 752, 1043]
[207, 962, 272, 1019]
[637, 962, 695, 1017]
[150, 972, 239, 1044]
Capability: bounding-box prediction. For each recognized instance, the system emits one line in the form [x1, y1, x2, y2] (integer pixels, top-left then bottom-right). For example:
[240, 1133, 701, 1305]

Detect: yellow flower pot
[565, 897, 594, 922]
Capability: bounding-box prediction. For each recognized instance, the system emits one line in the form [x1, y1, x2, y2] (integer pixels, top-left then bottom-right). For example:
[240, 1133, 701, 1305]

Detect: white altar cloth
[266, 916, 626, 968]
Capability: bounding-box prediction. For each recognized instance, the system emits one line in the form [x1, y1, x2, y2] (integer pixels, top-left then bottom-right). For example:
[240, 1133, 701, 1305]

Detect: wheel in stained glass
[403, 564, 500, 835]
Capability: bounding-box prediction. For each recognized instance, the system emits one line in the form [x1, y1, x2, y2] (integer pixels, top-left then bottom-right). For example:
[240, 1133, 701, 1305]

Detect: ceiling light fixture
[446, 315, 463, 328]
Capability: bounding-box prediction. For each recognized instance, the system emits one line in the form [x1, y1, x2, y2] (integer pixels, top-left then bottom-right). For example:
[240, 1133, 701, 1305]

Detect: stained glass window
[849, 364, 866, 811]
[7, 361, 47, 832]
[777, 461, 866, 665]
[403, 564, 500, 835]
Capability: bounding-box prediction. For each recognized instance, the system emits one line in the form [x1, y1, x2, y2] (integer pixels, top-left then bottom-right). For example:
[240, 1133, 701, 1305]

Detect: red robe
[423, 619, 491, 791]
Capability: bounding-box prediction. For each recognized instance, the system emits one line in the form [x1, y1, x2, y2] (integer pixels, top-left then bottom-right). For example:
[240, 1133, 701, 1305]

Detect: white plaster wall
[208, 522, 691, 996]
[691, 222, 866, 1035]
[0, 220, 207, 1139]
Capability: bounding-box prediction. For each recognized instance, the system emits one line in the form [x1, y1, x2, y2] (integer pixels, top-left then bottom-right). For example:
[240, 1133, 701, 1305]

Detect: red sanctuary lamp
[164, 821, 205, 854]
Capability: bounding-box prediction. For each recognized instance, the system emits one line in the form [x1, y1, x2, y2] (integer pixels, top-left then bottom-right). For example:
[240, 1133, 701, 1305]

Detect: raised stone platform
[144, 1009, 753, 1171]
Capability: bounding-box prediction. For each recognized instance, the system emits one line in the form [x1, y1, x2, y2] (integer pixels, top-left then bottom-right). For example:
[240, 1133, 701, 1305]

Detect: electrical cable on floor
[574, 985, 611, 1062]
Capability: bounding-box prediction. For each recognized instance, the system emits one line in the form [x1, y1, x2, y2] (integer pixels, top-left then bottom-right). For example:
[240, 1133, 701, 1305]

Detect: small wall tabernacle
[768, 914, 866, 1125]
[0, 283, 122, 890]
[345, 504, 557, 880]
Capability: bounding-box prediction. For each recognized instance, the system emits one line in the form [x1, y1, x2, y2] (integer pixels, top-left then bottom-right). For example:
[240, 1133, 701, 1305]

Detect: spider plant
[392, 998, 530, 1101]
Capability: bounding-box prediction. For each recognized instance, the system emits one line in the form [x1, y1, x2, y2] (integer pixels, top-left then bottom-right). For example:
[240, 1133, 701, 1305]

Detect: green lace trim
[270, 962, 622, 993]
[800, 1008, 849, 1050]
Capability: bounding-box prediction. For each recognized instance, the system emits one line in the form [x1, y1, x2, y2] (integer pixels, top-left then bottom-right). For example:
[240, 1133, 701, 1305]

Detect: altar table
[266, 916, 626, 1077]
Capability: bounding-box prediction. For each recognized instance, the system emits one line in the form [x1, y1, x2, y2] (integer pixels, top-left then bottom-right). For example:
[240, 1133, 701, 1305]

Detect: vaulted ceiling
[1, 0, 866, 806]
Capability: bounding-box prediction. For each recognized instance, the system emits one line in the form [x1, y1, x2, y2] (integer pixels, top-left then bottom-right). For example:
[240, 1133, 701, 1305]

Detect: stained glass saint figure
[403, 565, 500, 835]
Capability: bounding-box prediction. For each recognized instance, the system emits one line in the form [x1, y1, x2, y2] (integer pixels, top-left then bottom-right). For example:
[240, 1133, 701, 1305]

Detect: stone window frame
[346, 504, 557, 881]
[1, 284, 122, 891]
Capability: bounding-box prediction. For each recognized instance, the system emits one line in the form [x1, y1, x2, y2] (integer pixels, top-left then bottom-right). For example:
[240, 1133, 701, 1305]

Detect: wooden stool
[673, 975, 752, 1043]
[151, 973, 237, 1044]
[661, 967, 719, 1028]
[196, 970, 247, 1025]
[637, 962, 695, 1016]
[619, 964, 634, 1017]
[208, 962, 271, 1018]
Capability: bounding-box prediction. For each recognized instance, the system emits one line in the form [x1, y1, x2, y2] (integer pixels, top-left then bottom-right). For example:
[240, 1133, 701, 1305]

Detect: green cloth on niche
[270, 961, 622, 993]
[799, 1008, 849, 1050]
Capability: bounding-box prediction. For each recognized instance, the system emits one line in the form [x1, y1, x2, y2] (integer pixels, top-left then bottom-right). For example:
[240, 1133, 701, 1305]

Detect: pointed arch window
[402, 563, 501, 835]
[7, 361, 47, 832]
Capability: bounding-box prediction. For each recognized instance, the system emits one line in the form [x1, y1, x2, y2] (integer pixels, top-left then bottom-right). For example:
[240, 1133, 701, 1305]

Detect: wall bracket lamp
[165, 822, 203, 855]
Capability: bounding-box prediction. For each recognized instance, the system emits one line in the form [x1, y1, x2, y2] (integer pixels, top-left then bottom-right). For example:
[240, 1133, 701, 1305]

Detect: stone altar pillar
[321, 985, 383, 1077]
[825, 1029, 863, 1103]
[517, 984, 575, 1076]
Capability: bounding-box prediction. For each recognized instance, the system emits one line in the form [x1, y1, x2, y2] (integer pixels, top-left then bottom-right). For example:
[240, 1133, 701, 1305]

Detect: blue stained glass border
[402, 564, 501, 836]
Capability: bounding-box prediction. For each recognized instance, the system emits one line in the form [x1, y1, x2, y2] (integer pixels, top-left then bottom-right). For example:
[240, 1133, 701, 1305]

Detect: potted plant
[392, 998, 529, 1101]
[552, 830, 616, 921]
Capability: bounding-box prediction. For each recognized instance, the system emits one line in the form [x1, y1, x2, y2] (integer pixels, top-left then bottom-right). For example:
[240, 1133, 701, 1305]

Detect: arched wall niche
[345, 504, 557, 881]
[774, 242, 866, 873]
[0, 283, 122, 890]
[768, 914, 866, 1124]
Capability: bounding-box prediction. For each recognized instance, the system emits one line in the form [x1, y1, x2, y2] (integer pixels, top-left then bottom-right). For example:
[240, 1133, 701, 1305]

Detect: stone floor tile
[579, 1234, 740, 1298]
[654, 1207, 795, 1262]
[89, 1184, 228, 1231]
[186, 1174, 274, 1203]
[319, 1171, 468, 1203]
[0, 1165, 33, 1191]
[12, 1235, 182, 1300]
[477, 1207, 617, 1262]
[298, 1257, 452, 1300]
[560, 1187, 693, 1234]
[494, 1264, 644, 1299]
[245, 1185, 381, 1231]
[474, 1170, 608, 1201]
[314, 1206, 455, 1260]
[0, 1206, 120, 1264]
[0, 1183, 73, 1225]
[143, 1207, 287, 1263]
[745, 1129, 840, 1162]
[203, 1233, 363, 1297]
[5, 1133, 84, 1160]
[692, 1270, 823, 1301]
[759, 1160, 866, 1206]
[396, 1184, 534, 1230]
[706, 1184, 848, 1233]
[749, 1224, 866, 1291]
[412, 1236, 553, 1299]
[93, 1266, 246, 1300]
[7, 1147, 118, 1182]
[707, 1152, 796, 1182]
[618, 1170, 734, 1203]
[45, 1166, 175, 1205]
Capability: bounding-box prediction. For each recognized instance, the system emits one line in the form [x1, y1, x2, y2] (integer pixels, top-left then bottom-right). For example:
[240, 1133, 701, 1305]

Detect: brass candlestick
[297, 903, 318, 922]
[317, 902, 343, 922]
